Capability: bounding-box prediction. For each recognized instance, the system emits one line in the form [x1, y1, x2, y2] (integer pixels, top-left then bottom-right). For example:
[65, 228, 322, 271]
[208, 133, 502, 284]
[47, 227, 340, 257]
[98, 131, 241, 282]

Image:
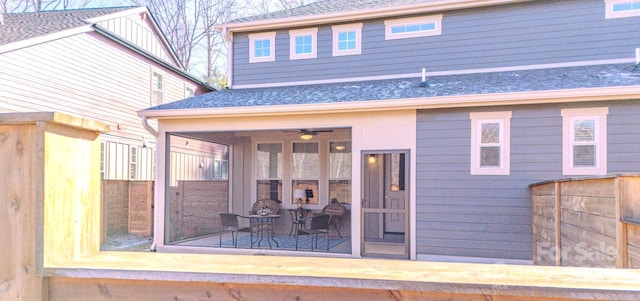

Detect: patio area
[176, 231, 352, 254]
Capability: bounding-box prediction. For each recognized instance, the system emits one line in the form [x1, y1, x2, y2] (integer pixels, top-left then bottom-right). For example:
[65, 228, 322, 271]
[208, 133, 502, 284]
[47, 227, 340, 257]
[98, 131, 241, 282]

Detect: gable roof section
[140, 63, 640, 118]
[0, 7, 132, 46]
[0, 7, 214, 91]
[219, 0, 531, 32]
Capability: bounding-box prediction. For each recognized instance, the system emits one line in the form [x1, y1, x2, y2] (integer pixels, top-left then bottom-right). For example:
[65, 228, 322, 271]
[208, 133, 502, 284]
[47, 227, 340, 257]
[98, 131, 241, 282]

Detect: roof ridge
[229, 0, 437, 24]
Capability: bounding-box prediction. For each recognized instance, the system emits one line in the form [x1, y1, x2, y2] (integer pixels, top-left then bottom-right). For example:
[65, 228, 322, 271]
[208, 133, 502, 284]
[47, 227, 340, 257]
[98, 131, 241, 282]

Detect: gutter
[216, 0, 531, 32]
[92, 24, 215, 91]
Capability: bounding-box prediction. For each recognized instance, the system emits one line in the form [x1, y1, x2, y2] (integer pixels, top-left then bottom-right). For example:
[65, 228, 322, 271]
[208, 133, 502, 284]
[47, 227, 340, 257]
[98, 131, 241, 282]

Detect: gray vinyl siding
[415, 100, 640, 260]
[232, 0, 639, 86]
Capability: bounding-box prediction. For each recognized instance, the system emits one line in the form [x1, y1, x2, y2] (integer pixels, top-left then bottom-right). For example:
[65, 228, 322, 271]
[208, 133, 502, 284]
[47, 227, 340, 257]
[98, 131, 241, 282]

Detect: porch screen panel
[329, 141, 351, 204]
[257, 143, 283, 201]
[292, 142, 319, 205]
[165, 134, 230, 245]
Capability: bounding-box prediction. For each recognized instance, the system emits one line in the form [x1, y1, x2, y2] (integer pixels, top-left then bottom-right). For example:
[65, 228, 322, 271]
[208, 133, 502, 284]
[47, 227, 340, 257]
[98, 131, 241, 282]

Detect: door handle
[361, 198, 367, 208]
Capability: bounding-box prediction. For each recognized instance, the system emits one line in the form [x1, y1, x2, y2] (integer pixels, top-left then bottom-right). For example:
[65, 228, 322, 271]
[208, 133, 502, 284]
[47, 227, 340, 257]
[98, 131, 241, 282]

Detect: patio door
[361, 151, 409, 258]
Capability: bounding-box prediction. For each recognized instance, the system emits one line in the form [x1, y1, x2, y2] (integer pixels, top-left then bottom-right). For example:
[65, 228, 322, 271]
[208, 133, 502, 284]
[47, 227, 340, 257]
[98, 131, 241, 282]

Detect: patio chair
[218, 213, 250, 247]
[295, 214, 330, 251]
[321, 201, 346, 238]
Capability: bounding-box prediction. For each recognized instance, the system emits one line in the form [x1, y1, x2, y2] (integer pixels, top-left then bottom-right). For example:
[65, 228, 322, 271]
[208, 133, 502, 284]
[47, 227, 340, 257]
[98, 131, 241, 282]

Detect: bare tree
[1, 0, 90, 13]
[276, 0, 312, 10]
[0, 0, 315, 87]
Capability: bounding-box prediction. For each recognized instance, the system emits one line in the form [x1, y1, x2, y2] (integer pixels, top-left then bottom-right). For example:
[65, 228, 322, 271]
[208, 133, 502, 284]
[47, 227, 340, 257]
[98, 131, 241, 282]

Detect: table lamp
[294, 189, 305, 208]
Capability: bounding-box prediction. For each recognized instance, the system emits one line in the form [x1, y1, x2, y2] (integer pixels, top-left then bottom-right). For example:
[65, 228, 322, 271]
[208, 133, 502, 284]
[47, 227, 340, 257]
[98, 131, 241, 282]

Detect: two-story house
[0, 7, 213, 183]
[138, 0, 640, 263]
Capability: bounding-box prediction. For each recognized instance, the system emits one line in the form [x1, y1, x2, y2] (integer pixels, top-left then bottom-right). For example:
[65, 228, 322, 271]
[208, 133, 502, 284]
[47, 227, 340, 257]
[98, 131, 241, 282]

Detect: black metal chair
[295, 214, 330, 251]
[218, 213, 249, 247]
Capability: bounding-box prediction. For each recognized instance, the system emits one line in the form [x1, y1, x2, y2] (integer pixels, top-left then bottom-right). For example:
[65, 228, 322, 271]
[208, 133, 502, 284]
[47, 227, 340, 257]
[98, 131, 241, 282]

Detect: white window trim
[184, 84, 195, 98]
[384, 14, 443, 40]
[289, 27, 318, 60]
[605, 0, 640, 18]
[561, 107, 608, 176]
[332, 23, 363, 57]
[151, 70, 164, 106]
[470, 111, 512, 175]
[249, 32, 276, 63]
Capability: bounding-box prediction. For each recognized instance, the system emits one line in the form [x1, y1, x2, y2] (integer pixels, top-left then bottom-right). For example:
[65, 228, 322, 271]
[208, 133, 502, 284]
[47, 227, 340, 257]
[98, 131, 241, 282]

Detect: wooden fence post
[0, 112, 108, 301]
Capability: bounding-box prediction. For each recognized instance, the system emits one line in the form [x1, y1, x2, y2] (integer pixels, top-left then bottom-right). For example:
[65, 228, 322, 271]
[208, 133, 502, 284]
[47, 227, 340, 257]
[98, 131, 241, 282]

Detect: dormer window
[332, 23, 362, 56]
[289, 28, 317, 60]
[249, 32, 276, 63]
[385, 15, 443, 40]
[605, 0, 640, 18]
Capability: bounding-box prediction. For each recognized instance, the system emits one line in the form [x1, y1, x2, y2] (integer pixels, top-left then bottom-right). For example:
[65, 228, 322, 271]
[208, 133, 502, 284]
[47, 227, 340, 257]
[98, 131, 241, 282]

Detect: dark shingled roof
[232, 0, 442, 23]
[146, 64, 640, 111]
[0, 7, 134, 46]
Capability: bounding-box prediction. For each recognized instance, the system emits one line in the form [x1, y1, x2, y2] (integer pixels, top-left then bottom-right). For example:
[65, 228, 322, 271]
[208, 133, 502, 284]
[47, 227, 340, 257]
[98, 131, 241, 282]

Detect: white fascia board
[84, 6, 148, 23]
[87, 6, 184, 70]
[0, 26, 94, 54]
[138, 85, 640, 119]
[216, 0, 532, 33]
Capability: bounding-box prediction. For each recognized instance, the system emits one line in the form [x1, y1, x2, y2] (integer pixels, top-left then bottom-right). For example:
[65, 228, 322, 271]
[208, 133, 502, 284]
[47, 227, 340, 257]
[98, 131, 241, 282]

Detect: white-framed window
[332, 23, 362, 57]
[561, 107, 608, 176]
[151, 71, 164, 105]
[292, 142, 319, 205]
[185, 86, 195, 98]
[214, 159, 229, 180]
[249, 32, 276, 63]
[605, 0, 640, 18]
[384, 14, 443, 40]
[289, 27, 317, 60]
[470, 111, 512, 175]
[130, 146, 138, 180]
[256, 142, 283, 201]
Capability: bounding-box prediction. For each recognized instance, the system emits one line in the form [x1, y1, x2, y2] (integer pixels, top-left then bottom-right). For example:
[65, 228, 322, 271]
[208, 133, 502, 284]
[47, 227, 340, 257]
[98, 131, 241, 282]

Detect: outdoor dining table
[287, 208, 311, 236]
[246, 214, 280, 249]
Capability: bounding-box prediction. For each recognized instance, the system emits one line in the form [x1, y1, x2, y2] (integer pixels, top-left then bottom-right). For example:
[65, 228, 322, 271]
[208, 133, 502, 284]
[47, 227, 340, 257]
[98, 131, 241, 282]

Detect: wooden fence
[101, 180, 154, 241]
[531, 175, 640, 268]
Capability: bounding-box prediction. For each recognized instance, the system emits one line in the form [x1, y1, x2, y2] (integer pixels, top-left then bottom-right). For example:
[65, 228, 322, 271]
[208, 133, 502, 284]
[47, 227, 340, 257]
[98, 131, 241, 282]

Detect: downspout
[141, 115, 158, 137]
[141, 115, 158, 251]
[221, 27, 233, 88]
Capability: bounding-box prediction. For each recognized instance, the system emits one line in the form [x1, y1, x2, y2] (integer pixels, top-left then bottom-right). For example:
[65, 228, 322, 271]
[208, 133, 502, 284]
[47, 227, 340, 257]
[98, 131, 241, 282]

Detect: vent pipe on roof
[0, 14, 4, 25]
[419, 67, 429, 88]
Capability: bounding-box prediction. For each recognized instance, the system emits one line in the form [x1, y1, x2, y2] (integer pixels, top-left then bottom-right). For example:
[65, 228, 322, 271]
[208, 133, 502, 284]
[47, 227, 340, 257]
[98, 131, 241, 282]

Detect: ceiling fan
[288, 129, 333, 140]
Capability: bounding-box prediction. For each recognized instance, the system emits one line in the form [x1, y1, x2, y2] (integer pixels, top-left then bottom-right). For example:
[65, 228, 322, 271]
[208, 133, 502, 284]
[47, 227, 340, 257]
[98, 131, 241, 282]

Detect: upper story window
[470, 112, 511, 175]
[332, 23, 362, 56]
[384, 15, 443, 40]
[151, 71, 163, 105]
[249, 32, 276, 63]
[185, 86, 195, 98]
[605, 0, 640, 18]
[561, 108, 608, 176]
[289, 28, 317, 60]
